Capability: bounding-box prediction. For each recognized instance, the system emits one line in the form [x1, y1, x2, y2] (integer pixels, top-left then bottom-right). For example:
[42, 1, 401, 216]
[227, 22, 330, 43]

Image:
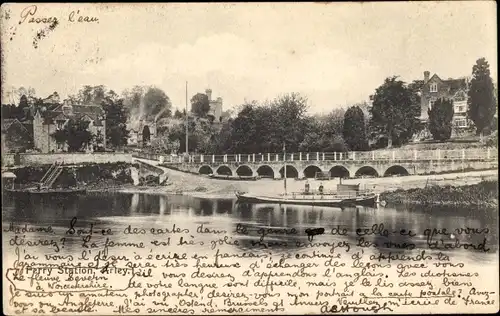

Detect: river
[2, 192, 499, 314]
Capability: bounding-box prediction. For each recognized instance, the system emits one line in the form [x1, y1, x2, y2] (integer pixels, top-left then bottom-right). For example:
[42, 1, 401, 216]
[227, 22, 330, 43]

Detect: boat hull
[235, 192, 378, 207]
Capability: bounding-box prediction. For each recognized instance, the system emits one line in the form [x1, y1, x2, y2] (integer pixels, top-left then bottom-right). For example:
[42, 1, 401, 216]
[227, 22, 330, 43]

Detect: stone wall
[17, 153, 133, 166]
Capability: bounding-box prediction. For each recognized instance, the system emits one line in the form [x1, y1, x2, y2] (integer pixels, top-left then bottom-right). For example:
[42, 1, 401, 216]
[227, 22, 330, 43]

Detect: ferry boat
[235, 187, 378, 207]
[234, 144, 379, 207]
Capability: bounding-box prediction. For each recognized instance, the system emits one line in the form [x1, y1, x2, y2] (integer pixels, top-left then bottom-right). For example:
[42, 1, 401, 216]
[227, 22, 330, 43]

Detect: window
[456, 105, 465, 113]
[454, 101, 467, 113]
[430, 83, 438, 93]
[455, 119, 468, 128]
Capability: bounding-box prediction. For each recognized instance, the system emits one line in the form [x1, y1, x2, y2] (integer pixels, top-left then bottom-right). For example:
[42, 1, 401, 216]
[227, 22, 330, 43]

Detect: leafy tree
[51, 119, 93, 152]
[190, 93, 210, 117]
[168, 118, 200, 153]
[144, 87, 172, 120]
[467, 58, 496, 136]
[174, 109, 183, 119]
[428, 98, 454, 141]
[19, 95, 29, 110]
[271, 93, 309, 152]
[369, 76, 421, 148]
[343, 106, 368, 151]
[102, 98, 129, 149]
[72, 85, 116, 104]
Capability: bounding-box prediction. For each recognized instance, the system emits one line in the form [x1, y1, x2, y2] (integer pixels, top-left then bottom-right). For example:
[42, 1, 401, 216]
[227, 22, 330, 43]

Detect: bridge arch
[215, 165, 233, 176]
[256, 165, 275, 178]
[329, 165, 350, 178]
[355, 166, 379, 178]
[303, 165, 323, 178]
[236, 165, 254, 176]
[198, 165, 214, 175]
[279, 165, 299, 178]
[383, 165, 409, 177]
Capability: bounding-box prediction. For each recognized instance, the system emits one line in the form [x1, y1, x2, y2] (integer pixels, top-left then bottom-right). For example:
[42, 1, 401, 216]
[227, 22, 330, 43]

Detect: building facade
[415, 71, 472, 140]
[33, 100, 106, 153]
[205, 89, 223, 122]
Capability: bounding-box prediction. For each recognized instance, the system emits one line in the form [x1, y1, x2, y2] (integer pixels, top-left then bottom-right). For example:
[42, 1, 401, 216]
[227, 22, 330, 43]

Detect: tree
[467, 58, 496, 137]
[144, 87, 172, 120]
[174, 109, 183, 119]
[190, 93, 211, 117]
[102, 98, 129, 149]
[343, 106, 368, 151]
[369, 76, 421, 148]
[428, 98, 454, 141]
[51, 119, 93, 152]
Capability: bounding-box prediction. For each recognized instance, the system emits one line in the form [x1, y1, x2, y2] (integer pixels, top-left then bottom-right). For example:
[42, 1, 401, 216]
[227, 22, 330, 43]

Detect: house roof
[426, 74, 468, 94]
[39, 103, 105, 124]
[2, 118, 31, 136]
[444, 78, 467, 95]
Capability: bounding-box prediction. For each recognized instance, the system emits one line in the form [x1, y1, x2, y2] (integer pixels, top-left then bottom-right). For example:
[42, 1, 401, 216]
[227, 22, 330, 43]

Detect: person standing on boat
[319, 183, 324, 195]
[304, 180, 310, 194]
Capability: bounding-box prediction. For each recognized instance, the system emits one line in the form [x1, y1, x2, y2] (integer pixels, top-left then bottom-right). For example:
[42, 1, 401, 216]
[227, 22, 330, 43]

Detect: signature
[19, 5, 99, 25]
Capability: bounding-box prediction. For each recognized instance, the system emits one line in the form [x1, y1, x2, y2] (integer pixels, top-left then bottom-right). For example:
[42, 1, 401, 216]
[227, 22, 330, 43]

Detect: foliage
[174, 109, 183, 119]
[144, 87, 172, 120]
[380, 180, 498, 207]
[19, 95, 29, 110]
[150, 137, 180, 154]
[428, 98, 454, 141]
[190, 93, 210, 117]
[51, 119, 93, 152]
[467, 58, 497, 135]
[369, 76, 421, 148]
[101, 98, 130, 149]
[343, 106, 368, 151]
[1, 104, 24, 120]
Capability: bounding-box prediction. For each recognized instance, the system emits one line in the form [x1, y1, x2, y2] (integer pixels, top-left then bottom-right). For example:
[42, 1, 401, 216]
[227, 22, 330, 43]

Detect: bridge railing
[143, 147, 497, 164]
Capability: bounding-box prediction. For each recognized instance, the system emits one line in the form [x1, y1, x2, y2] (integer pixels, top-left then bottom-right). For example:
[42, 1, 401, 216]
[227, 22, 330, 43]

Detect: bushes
[381, 180, 498, 207]
[12, 162, 135, 187]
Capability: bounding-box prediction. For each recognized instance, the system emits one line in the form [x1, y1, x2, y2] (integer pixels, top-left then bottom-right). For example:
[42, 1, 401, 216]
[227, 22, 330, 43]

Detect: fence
[133, 148, 498, 164]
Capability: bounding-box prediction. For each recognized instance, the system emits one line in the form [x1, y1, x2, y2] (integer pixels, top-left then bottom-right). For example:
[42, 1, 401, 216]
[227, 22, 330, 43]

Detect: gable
[428, 74, 443, 84]
[453, 89, 467, 101]
[2, 119, 32, 138]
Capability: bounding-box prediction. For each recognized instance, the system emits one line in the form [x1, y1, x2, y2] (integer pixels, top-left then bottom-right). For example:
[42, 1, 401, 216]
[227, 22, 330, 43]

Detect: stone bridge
[142, 148, 498, 179]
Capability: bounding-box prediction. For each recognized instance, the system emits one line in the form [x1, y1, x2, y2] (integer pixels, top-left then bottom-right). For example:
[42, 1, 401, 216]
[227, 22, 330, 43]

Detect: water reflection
[2, 192, 498, 260]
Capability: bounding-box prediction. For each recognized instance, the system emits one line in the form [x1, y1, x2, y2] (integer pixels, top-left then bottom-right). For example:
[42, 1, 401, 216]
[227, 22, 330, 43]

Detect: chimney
[205, 89, 212, 101]
[424, 71, 430, 84]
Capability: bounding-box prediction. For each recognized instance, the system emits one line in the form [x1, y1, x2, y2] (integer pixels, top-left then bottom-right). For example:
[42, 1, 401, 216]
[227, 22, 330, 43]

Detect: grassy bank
[380, 180, 498, 207]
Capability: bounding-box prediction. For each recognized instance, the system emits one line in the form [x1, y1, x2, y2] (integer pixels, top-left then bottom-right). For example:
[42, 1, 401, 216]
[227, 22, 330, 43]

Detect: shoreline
[85, 168, 498, 203]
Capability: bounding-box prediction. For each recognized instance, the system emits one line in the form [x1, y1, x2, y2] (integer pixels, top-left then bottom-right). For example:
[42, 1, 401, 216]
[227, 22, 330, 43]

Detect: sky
[1, 2, 497, 114]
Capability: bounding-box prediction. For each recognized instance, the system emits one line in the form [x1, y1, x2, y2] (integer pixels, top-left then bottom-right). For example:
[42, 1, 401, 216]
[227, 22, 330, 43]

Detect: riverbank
[380, 180, 498, 207]
[88, 168, 498, 201]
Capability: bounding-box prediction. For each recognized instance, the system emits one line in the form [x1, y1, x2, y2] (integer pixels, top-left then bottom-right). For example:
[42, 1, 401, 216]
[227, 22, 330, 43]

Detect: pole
[283, 142, 287, 195]
[185, 81, 188, 156]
